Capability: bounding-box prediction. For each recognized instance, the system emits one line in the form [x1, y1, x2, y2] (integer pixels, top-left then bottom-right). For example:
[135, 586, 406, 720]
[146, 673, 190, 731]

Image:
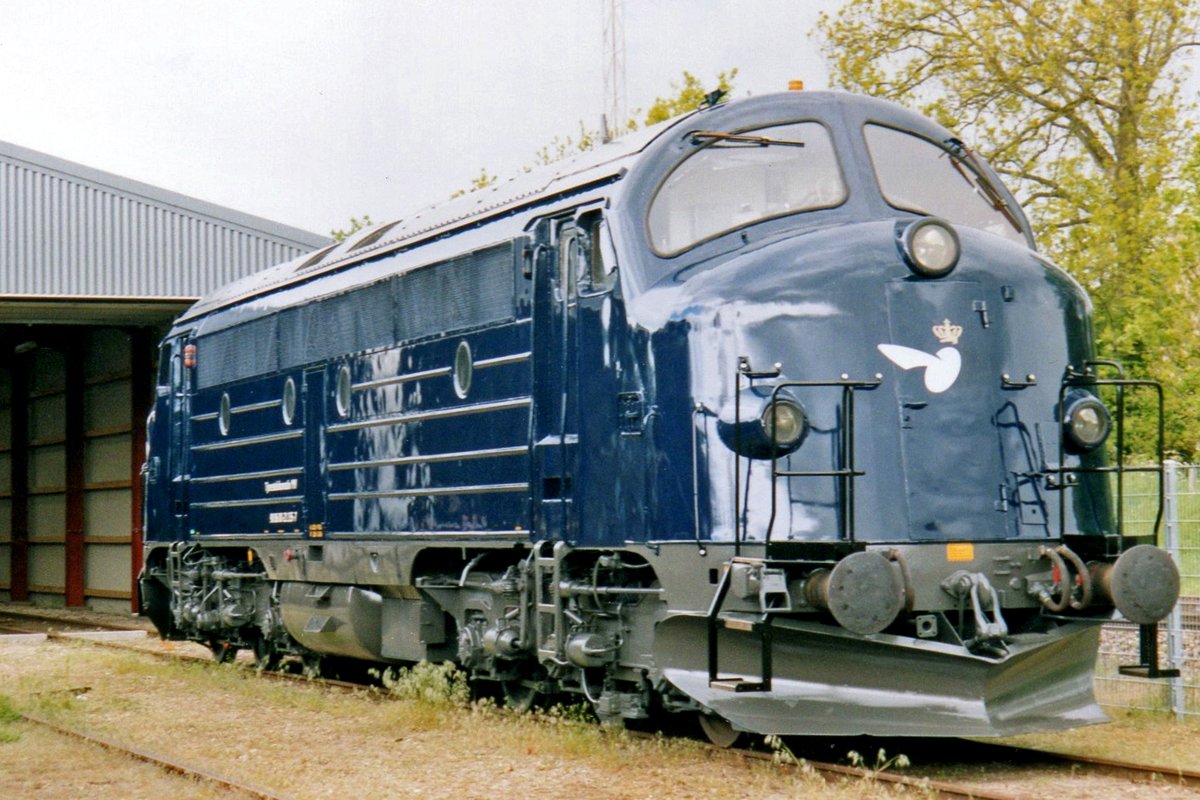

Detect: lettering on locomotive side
[269, 511, 299, 524]
[265, 478, 299, 493]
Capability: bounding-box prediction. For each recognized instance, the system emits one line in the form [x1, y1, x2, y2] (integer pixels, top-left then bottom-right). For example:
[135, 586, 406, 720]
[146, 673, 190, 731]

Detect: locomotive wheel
[501, 678, 541, 712]
[301, 653, 323, 679]
[208, 638, 238, 664]
[698, 712, 745, 748]
[251, 634, 280, 672]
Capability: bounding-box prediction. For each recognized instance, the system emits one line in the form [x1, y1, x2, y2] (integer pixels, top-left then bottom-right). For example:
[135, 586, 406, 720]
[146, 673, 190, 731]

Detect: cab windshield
[647, 121, 846, 255]
[864, 124, 1026, 245]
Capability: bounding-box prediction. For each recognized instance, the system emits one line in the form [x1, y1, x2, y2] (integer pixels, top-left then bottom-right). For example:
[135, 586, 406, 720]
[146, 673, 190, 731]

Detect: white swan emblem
[877, 344, 962, 394]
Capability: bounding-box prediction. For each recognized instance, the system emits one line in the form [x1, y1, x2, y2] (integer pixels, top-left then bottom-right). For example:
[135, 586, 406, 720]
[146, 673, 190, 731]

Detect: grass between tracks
[0, 639, 929, 800]
[993, 707, 1200, 771]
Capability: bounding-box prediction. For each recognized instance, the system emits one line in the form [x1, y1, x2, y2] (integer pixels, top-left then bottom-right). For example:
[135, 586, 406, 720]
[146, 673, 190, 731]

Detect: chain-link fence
[1094, 460, 1198, 718]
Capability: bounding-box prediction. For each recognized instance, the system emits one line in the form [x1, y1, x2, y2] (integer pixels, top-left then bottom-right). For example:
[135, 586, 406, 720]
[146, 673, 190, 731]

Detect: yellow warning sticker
[946, 542, 975, 562]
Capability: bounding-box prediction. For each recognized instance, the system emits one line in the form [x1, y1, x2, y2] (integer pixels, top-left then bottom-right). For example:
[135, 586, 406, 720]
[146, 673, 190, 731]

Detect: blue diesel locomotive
[140, 90, 1180, 741]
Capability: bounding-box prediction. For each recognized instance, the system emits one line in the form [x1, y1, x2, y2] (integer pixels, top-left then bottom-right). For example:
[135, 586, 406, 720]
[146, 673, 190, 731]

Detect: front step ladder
[707, 560, 773, 692]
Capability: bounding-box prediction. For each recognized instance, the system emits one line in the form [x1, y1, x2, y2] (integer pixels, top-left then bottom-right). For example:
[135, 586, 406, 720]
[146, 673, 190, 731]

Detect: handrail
[728, 367, 880, 548]
[1056, 362, 1164, 546]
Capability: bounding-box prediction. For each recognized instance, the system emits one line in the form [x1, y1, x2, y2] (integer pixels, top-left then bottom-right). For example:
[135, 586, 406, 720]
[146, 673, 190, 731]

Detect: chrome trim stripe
[191, 467, 304, 484]
[191, 399, 281, 422]
[328, 445, 527, 472]
[354, 366, 451, 392]
[191, 430, 303, 452]
[329, 482, 528, 501]
[475, 351, 531, 369]
[352, 351, 530, 393]
[233, 399, 282, 414]
[196, 534, 305, 541]
[326, 530, 529, 539]
[190, 495, 303, 509]
[327, 396, 531, 433]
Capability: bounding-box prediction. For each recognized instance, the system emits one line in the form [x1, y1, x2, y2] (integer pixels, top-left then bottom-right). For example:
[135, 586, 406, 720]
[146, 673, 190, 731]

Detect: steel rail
[714, 741, 1024, 800]
[959, 739, 1200, 790]
[17, 711, 293, 800]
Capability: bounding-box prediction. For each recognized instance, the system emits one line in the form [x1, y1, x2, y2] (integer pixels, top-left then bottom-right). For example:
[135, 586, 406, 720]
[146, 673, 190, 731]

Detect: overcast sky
[0, 1, 842, 237]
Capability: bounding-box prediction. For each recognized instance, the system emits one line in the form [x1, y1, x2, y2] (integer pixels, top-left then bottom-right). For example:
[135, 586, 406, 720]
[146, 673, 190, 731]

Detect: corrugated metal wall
[0, 141, 330, 300]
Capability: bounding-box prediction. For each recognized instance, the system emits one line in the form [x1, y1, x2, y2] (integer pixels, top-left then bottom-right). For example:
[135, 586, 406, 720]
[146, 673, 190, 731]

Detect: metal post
[1164, 460, 1185, 719]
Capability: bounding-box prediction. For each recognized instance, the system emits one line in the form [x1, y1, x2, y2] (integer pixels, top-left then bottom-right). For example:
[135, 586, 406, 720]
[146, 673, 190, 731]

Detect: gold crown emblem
[933, 319, 963, 345]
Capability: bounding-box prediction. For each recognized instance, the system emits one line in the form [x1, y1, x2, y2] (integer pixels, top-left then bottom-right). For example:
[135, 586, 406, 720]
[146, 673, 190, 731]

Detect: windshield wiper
[690, 131, 806, 148]
[943, 138, 1023, 233]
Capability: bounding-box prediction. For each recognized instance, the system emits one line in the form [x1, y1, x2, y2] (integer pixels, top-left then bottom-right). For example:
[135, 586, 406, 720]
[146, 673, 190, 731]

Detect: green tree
[330, 214, 373, 242]
[449, 168, 498, 199]
[644, 68, 738, 125]
[819, 0, 1200, 457]
[451, 68, 739, 192]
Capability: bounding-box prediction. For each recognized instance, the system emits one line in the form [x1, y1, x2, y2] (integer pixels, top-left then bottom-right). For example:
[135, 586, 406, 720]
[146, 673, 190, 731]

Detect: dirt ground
[0, 636, 877, 800]
[1, 604, 1198, 799]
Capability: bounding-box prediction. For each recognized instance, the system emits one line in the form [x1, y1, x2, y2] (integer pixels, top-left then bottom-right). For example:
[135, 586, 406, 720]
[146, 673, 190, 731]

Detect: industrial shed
[0, 140, 330, 613]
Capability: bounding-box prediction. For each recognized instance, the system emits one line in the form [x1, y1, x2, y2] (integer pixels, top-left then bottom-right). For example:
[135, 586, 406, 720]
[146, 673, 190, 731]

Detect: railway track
[3, 605, 1196, 799]
[766, 736, 1200, 799]
[15, 711, 292, 800]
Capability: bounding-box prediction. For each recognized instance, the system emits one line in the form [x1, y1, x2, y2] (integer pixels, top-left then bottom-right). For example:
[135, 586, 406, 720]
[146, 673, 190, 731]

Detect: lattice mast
[601, 0, 627, 142]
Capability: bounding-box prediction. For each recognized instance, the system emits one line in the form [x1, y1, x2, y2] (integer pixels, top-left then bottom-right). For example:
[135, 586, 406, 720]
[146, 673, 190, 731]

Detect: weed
[0, 693, 21, 744]
[765, 734, 797, 766]
[0, 694, 19, 725]
[847, 747, 911, 775]
[381, 661, 470, 707]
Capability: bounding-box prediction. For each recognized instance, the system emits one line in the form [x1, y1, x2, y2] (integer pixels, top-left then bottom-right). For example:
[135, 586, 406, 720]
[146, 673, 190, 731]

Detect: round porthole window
[335, 365, 352, 418]
[453, 340, 473, 399]
[218, 393, 232, 436]
[282, 377, 297, 426]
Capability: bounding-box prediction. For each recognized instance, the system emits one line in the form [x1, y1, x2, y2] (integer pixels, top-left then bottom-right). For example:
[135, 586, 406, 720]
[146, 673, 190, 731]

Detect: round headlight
[901, 218, 960, 278]
[1063, 394, 1111, 452]
[761, 399, 807, 448]
[716, 391, 809, 458]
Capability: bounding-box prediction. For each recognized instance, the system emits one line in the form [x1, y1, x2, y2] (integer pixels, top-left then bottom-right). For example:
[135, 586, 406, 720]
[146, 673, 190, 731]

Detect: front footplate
[654, 614, 1106, 737]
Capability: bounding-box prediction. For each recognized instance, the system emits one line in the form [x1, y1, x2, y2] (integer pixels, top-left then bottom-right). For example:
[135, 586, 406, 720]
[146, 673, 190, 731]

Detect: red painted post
[64, 339, 86, 607]
[129, 328, 152, 613]
[9, 354, 29, 602]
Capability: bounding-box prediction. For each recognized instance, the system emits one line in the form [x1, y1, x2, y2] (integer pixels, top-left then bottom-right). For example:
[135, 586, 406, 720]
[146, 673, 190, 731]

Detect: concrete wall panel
[29, 542, 65, 588]
[84, 382, 132, 432]
[29, 444, 65, 491]
[85, 545, 130, 593]
[85, 435, 132, 485]
[30, 394, 66, 442]
[30, 349, 65, 396]
[29, 493, 64, 538]
[84, 489, 131, 537]
[86, 330, 131, 378]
